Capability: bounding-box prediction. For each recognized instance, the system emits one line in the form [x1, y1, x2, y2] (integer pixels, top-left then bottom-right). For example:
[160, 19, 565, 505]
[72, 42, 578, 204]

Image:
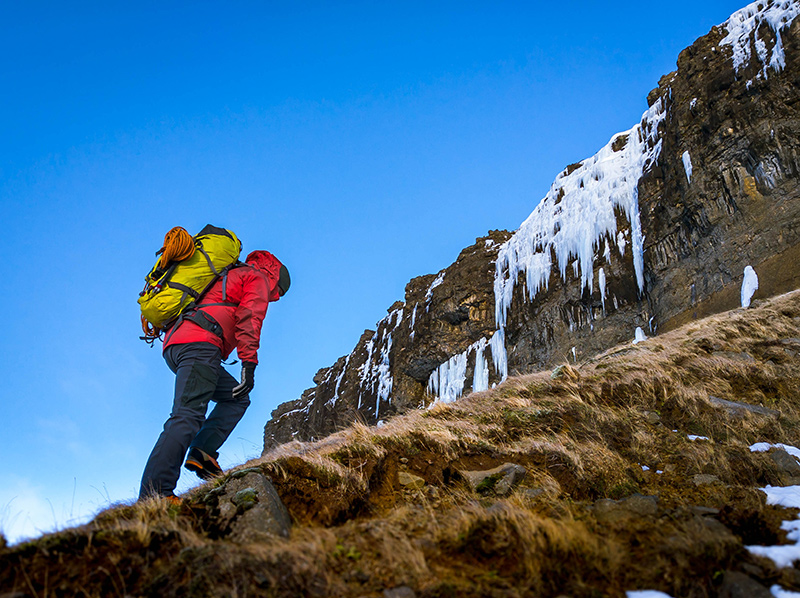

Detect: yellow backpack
[138, 225, 242, 344]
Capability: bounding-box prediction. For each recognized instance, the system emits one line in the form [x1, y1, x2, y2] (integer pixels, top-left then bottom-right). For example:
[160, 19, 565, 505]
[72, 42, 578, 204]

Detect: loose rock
[593, 495, 658, 523]
[460, 463, 527, 496]
[383, 586, 417, 598]
[398, 472, 425, 490]
[693, 474, 721, 486]
[769, 449, 800, 485]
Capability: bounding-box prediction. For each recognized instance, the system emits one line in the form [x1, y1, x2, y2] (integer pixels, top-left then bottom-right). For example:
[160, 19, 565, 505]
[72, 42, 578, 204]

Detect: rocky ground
[3, 289, 800, 597]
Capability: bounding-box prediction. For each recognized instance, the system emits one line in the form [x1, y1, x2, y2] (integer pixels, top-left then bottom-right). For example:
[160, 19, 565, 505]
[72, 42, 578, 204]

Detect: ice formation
[472, 337, 490, 393]
[327, 354, 352, 407]
[426, 271, 445, 310]
[483, 99, 666, 384]
[633, 327, 648, 344]
[741, 265, 759, 308]
[375, 334, 393, 413]
[494, 98, 665, 331]
[720, 0, 800, 78]
[598, 267, 607, 313]
[426, 86, 669, 396]
[427, 350, 468, 405]
[489, 328, 508, 381]
[427, 336, 492, 404]
[617, 231, 627, 256]
[357, 312, 398, 412]
[682, 150, 693, 183]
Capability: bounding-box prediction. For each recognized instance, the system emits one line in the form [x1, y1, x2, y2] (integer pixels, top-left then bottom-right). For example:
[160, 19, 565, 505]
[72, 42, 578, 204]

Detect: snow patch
[747, 485, 800, 567]
[626, 591, 674, 598]
[688, 435, 710, 442]
[750, 442, 800, 461]
[742, 265, 759, 308]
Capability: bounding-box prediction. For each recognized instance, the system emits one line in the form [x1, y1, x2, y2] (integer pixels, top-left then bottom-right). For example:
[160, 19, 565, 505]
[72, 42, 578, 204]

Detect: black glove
[232, 361, 257, 399]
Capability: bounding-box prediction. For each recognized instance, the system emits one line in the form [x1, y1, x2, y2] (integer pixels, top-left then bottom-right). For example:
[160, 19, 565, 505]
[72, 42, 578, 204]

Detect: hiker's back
[163, 264, 270, 359]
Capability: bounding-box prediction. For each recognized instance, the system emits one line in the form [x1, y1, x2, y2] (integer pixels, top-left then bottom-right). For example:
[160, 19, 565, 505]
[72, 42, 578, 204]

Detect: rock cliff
[265, 1, 800, 449]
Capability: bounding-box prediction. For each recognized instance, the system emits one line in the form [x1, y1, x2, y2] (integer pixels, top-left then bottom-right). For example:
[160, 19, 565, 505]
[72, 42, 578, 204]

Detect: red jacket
[163, 251, 284, 364]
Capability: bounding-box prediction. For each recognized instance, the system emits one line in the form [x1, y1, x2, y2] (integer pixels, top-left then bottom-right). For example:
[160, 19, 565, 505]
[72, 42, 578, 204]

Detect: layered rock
[265, 0, 800, 449]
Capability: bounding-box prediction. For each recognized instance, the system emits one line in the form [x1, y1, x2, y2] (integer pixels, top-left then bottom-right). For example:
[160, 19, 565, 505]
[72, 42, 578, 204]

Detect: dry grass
[4, 291, 800, 597]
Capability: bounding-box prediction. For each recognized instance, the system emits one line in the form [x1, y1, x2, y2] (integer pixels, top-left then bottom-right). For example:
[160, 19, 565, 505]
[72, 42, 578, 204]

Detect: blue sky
[0, 1, 747, 543]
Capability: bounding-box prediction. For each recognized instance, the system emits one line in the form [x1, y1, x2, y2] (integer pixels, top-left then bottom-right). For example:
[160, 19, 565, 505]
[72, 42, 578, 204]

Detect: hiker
[139, 238, 290, 501]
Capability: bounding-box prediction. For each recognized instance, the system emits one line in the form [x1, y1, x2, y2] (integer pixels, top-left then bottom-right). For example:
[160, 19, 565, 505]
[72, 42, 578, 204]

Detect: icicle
[682, 150, 693, 184]
[489, 329, 508, 382]
[472, 337, 489, 393]
[598, 267, 606, 314]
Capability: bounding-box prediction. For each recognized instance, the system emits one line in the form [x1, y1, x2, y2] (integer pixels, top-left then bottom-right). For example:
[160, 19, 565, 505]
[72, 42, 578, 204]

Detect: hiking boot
[164, 494, 183, 506]
[184, 447, 223, 481]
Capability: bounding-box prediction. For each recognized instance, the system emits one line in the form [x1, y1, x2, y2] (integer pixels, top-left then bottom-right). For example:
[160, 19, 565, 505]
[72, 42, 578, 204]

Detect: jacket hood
[245, 250, 285, 302]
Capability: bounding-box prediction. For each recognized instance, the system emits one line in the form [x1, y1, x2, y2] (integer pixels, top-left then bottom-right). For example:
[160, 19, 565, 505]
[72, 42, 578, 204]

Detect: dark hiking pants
[139, 342, 250, 499]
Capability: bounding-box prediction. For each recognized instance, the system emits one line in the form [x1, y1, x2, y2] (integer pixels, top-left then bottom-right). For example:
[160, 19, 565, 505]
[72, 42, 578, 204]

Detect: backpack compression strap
[161, 262, 243, 345]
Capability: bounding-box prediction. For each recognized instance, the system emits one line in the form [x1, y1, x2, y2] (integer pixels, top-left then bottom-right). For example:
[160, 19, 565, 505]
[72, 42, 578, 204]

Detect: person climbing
[138, 228, 290, 502]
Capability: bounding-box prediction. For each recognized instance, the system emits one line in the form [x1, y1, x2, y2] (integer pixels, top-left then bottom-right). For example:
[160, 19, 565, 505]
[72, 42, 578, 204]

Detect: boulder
[215, 471, 291, 542]
[717, 571, 772, 598]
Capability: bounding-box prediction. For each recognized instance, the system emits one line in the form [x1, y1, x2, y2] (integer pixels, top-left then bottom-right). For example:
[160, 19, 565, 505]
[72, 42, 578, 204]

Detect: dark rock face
[265, 230, 511, 445]
[265, 4, 800, 450]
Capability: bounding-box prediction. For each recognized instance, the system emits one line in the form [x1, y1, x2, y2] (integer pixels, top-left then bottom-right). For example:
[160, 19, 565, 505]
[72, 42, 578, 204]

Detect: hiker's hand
[232, 362, 256, 399]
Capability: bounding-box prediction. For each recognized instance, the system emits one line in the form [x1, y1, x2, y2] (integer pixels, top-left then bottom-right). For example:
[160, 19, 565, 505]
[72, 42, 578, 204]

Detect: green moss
[476, 473, 505, 495]
[332, 541, 362, 561]
[609, 481, 641, 500]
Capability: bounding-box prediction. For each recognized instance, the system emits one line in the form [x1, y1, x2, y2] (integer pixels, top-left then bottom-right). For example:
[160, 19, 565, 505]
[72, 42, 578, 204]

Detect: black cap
[278, 264, 291, 296]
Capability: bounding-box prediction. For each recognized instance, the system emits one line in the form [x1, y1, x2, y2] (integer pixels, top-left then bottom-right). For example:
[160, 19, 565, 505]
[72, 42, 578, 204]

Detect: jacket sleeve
[233, 268, 270, 364]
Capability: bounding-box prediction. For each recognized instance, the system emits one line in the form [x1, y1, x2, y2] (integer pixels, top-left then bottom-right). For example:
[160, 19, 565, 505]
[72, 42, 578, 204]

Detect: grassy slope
[4, 291, 800, 597]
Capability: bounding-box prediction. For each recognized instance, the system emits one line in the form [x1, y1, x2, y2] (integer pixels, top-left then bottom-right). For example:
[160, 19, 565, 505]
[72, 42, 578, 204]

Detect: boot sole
[185, 458, 222, 481]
